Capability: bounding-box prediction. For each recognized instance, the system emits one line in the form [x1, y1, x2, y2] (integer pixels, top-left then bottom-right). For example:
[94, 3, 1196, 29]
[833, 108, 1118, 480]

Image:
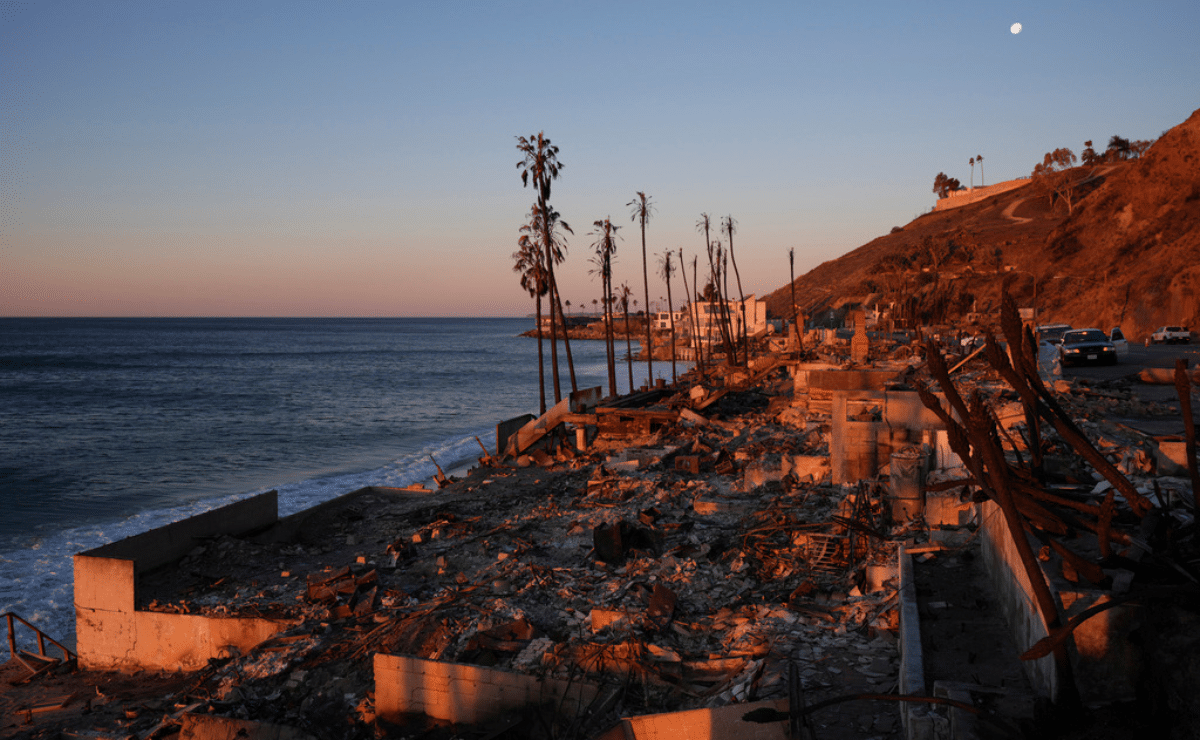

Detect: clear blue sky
[2, 0, 1196, 316]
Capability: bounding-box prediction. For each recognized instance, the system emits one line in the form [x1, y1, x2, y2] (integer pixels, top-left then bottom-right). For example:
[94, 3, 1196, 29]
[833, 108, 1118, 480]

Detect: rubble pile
[11, 361, 925, 740]
[7, 304, 1200, 740]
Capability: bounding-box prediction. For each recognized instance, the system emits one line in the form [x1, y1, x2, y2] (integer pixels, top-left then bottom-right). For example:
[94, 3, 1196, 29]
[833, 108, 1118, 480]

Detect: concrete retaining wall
[976, 500, 1141, 706]
[74, 491, 295, 672]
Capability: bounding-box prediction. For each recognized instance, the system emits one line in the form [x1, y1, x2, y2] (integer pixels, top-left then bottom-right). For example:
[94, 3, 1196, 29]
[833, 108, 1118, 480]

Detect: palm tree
[976, 154, 984, 186]
[969, 157, 975, 189]
[721, 215, 747, 365]
[565, 299, 571, 317]
[592, 298, 598, 316]
[513, 204, 572, 415]
[628, 192, 655, 388]
[788, 248, 797, 322]
[696, 214, 722, 360]
[704, 233, 735, 362]
[620, 283, 634, 392]
[516, 132, 576, 402]
[679, 249, 703, 368]
[659, 250, 678, 382]
[513, 220, 549, 414]
[589, 218, 620, 397]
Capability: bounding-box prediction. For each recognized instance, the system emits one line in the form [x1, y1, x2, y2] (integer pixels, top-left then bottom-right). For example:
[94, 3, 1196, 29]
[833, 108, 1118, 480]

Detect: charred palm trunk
[623, 296, 634, 392]
[535, 292, 546, 415]
[551, 282, 577, 394]
[726, 221, 748, 365]
[665, 267, 677, 383]
[706, 242, 735, 363]
[639, 221, 653, 389]
[605, 277, 617, 397]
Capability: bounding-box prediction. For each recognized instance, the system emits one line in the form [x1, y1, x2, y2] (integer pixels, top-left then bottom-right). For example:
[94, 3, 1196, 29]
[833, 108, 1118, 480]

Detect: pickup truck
[1151, 326, 1191, 344]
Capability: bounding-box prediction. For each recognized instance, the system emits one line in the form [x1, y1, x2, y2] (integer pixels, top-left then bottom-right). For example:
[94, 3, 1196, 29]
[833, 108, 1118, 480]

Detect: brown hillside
[768, 107, 1200, 341]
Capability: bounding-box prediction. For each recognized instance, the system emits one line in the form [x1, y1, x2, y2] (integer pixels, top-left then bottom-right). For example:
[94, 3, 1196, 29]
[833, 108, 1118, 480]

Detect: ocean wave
[0, 426, 497, 651]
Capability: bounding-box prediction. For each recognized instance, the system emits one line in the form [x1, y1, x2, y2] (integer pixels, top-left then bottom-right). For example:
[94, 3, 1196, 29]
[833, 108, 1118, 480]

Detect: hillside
[767, 107, 1200, 341]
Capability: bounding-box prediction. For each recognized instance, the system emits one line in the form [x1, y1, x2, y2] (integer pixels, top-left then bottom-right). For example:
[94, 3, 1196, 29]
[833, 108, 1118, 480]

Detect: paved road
[1063, 342, 1200, 382]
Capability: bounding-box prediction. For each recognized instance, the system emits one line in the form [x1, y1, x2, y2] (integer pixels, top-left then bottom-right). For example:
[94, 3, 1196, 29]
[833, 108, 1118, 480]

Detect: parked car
[1058, 328, 1118, 366]
[1151, 326, 1191, 344]
[1109, 327, 1129, 359]
[1036, 323, 1072, 346]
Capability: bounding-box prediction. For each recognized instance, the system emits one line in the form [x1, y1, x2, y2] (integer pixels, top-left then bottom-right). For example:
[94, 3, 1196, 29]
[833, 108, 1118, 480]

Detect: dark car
[1058, 328, 1118, 366]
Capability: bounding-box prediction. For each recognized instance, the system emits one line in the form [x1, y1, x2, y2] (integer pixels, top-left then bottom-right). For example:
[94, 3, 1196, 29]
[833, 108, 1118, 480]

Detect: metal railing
[4, 611, 77, 682]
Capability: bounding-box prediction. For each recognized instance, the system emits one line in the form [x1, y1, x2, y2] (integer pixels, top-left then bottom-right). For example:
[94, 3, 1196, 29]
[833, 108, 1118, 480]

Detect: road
[1063, 342, 1200, 383]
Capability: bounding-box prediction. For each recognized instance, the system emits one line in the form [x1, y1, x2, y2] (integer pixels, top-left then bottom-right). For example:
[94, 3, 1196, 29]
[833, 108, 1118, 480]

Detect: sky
[1, 1, 1197, 317]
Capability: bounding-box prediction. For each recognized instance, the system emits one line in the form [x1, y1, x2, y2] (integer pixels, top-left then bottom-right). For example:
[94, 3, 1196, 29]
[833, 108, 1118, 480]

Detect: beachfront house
[683, 295, 767, 348]
[653, 309, 688, 331]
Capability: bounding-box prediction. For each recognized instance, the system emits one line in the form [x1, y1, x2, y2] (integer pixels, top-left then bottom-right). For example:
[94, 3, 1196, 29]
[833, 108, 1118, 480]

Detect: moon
[1011, 22, 1022, 34]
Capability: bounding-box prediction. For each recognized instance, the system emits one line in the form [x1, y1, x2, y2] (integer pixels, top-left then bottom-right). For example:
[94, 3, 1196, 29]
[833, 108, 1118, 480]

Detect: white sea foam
[0, 427, 493, 652]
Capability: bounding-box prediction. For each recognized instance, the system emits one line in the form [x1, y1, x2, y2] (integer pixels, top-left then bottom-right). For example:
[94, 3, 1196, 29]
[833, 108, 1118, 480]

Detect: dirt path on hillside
[1002, 197, 1032, 224]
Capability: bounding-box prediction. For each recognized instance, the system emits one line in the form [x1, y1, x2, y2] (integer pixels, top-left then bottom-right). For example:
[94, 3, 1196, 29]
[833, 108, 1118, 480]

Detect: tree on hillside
[969, 157, 975, 188]
[1031, 147, 1081, 213]
[658, 250, 677, 382]
[628, 192, 655, 388]
[1130, 139, 1154, 158]
[933, 172, 962, 199]
[1081, 140, 1100, 166]
[977, 154, 984, 186]
[517, 132, 577, 401]
[1105, 135, 1132, 161]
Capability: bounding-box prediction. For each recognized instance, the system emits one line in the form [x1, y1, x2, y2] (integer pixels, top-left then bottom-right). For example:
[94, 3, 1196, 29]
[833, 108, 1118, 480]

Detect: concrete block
[742, 460, 784, 489]
[180, 712, 315, 740]
[374, 654, 599, 726]
[925, 491, 972, 528]
[613, 699, 789, 739]
[866, 564, 898, 592]
[591, 608, 630, 632]
[782, 454, 830, 483]
[497, 414, 536, 456]
[73, 555, 135, 613]
[1155, 438, 1196, 476]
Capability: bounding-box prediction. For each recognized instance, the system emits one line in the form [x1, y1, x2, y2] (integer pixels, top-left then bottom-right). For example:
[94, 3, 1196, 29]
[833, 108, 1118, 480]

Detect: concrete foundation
[977, 500, 1141, 706]
[179, 712, 315, 740]
[897, 547, 931, 740]
[73, 491, 296, 672]
[596, 699, 790, 739]
[830, 390, 948, 485]
[374, 653, 600, 726]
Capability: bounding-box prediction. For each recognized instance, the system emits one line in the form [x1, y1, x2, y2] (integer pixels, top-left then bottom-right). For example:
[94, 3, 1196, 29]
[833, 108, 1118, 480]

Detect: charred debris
[6, 298, 1200, 740]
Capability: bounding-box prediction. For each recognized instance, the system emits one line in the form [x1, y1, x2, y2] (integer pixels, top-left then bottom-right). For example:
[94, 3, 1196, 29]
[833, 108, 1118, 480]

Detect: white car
[1109, 327, 1129, 359]
[1151, 326, 1190, 344]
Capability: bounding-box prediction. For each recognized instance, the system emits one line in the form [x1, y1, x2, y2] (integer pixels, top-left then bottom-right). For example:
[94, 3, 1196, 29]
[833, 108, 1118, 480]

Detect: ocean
[0, 317, 679, 649]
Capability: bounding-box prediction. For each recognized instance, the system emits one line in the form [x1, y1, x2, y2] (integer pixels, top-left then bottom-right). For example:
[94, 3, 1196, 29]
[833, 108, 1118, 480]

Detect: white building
[654, 309, 688, 331]
[684, 295, 767, 347]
